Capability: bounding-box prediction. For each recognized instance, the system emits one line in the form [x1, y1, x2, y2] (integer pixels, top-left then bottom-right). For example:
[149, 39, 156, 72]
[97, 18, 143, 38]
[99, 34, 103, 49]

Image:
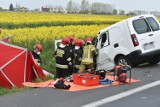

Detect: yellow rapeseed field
[0, 24, 108, 49]
[0, 12, 130, 49]
[0, 12, 127, 26]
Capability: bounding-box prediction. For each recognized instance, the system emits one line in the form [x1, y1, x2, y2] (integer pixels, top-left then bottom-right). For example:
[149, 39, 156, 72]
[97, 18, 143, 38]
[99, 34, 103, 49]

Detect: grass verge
[0, 87, 30, 96]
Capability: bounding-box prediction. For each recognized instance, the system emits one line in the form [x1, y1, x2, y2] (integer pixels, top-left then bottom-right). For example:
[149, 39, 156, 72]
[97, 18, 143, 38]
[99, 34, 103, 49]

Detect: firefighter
[78, 37, 98, 73]
[67, 35, 75, 75]
[55, 38, 72, 78]
[32, 44, 43, 66]
[92, 36, 98, 70]
[74, 39, 83, 73]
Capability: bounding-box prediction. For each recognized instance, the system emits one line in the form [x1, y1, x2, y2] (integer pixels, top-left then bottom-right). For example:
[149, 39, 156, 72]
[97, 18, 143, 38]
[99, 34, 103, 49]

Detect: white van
[95, 14, 160, 71]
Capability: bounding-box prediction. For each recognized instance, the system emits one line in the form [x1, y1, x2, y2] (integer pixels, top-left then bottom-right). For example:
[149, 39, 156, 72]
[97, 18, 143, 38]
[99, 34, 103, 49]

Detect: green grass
[138, 62, 149, 67]
[41, 50, 56, 75]
[0, 87, 30, 96]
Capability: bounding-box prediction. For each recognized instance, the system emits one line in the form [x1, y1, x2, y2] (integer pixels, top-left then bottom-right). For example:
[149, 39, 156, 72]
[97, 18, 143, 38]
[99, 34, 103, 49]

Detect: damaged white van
[95, 14, 160, 71]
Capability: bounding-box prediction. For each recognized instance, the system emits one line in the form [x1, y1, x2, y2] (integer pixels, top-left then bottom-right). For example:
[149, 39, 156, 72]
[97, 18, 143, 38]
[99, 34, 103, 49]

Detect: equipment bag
[95, 70, 106, 80]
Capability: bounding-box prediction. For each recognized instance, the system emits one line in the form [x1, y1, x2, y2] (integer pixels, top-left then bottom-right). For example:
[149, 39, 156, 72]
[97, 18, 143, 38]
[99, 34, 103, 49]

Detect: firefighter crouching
[78, 37, 98, 73]
[74, 39, 83, 73]
[55, 38, 72, 78]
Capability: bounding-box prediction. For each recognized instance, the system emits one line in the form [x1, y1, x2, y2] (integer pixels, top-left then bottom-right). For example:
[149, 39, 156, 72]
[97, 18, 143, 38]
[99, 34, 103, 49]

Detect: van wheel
[116, 56, 131, 66]
[148, 59, 159, 65]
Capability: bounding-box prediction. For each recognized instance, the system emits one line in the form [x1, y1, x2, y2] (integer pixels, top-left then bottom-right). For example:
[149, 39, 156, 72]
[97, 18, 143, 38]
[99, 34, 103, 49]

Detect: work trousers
[78, 63, 93, 73]
[56, 67, 69, 78]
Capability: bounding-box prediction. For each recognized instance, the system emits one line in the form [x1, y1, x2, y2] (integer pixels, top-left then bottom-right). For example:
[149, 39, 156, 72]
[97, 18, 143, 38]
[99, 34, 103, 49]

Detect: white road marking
[82, 80, 160, 107]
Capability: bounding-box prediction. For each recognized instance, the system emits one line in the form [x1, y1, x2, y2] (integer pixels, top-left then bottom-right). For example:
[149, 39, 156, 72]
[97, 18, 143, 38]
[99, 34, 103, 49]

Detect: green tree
[9, 3, 14, 11]
[112, 9, 117, 15]
[126, 11, 136, 16]
[66, 0, 73, 13]
[119, 10, 125, 15]
[80, 0, 90, 14]
[0, 7, 4, 11]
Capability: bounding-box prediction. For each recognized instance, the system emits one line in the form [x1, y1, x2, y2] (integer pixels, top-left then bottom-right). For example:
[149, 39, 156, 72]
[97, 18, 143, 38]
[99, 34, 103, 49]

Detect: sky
[0, 0, 160, 12]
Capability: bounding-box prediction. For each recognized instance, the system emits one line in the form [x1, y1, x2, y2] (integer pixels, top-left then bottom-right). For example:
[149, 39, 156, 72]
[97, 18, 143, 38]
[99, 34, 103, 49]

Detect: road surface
[0, 63, 160, 107]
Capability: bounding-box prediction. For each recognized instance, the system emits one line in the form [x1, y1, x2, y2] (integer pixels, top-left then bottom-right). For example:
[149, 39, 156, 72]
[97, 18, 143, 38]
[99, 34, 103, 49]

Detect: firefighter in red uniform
[32, 44, 43, 66]
[67, 35, 75, 75]
[55, 38, 72, 78]
[74, 39, 83, 73]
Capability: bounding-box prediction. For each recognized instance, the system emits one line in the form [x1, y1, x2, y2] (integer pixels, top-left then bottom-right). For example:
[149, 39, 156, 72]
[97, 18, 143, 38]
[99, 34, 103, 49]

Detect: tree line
[1, 0, 129, 15]
[66, 0, 125, 15]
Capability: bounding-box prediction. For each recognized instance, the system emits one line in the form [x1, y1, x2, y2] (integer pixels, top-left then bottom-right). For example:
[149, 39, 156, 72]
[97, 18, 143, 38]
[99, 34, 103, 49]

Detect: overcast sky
[0, 0, 160, 12]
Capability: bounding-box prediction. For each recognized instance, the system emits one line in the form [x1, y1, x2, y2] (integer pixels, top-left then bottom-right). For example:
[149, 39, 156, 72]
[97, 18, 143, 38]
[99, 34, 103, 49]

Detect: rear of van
[126, 14, 160, 65]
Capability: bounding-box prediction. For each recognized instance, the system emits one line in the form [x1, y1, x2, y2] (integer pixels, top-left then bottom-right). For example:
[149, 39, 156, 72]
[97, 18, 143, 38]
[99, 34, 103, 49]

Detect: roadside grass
[138, 62, 149, 67]
[0, 87, 30, 96]
[40, 50, 56, 75]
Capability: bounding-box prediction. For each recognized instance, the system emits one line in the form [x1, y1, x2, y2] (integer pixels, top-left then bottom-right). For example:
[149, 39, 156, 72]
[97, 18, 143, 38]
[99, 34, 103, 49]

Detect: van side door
[96, 31, 114, 71]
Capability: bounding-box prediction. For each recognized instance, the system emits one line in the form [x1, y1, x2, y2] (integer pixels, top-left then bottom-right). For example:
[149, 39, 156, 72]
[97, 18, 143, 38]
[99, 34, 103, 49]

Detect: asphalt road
[0, 63, 160, 107]
[99, 85, 160, 107]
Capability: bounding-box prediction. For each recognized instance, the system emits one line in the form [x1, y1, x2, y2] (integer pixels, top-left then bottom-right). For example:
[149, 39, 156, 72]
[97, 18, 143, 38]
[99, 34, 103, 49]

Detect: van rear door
[128, 15, 160, 53]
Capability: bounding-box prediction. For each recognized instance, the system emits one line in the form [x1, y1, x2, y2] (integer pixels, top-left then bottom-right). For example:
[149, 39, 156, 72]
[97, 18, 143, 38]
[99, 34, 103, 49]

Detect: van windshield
[133, 19, 151, 34]
[146, 17, 159, 31]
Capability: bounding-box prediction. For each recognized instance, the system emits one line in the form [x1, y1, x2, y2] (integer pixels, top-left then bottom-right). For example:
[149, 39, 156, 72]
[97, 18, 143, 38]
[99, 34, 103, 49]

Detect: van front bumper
[126, 49, 160, 64]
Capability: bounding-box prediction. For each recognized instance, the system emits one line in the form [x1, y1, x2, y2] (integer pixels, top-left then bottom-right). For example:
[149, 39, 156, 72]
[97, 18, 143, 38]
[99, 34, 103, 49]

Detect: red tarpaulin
[0, 41, 45, 88]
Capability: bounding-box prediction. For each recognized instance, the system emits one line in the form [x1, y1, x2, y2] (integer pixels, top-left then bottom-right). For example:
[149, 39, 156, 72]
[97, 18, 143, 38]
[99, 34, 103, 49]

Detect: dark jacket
[74, 47, 83, 67]
[32, 51, 42, 65]
[55, 46, 71, 69]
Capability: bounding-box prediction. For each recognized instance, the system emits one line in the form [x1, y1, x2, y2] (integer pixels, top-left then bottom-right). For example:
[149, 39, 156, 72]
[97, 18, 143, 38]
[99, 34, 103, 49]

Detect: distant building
[41, 5, 65, 13]
[41, 7, 50, 12]
[134, 10, 148, 15]
[51, 6, 65, 13]
[66, 8, 80, 14]
[133, 10, 160, 17]
[15, 3, 29, 12]
[20, 7, 29, 12]
[150, 11, 160, 16]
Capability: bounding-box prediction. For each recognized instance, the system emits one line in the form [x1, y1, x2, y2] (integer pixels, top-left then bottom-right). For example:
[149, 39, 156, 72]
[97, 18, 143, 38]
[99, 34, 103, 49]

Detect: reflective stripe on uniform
[82, 58, 93, 61]
[56, 64, 68, 68]
[91, 48, 95, 51]
[75, 65, 80, 68]
[67, 57, 71, 62]
[81, 59, 93, 64]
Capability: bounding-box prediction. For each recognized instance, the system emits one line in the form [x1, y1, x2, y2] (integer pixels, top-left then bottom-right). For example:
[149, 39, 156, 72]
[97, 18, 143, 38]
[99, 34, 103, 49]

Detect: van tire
[148, 59, 159, 65]
[116, 56, 131, 66]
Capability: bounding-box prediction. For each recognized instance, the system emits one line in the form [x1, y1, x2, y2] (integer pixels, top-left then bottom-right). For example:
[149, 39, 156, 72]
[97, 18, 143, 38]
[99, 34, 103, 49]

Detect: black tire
[116, 56, 132, 67]
[148, 59, 159, 65]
